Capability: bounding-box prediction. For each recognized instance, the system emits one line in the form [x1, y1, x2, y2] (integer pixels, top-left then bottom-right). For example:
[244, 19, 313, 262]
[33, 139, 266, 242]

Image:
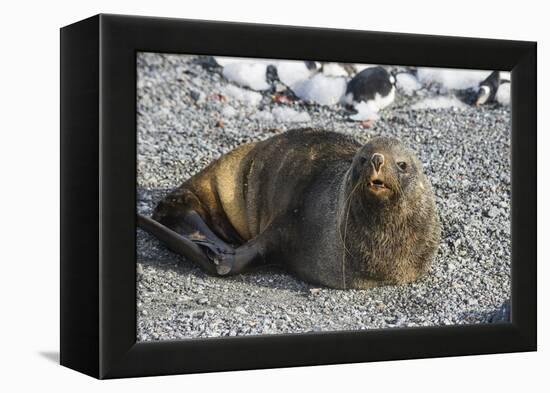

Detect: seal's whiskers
[338, 180, 362, 289]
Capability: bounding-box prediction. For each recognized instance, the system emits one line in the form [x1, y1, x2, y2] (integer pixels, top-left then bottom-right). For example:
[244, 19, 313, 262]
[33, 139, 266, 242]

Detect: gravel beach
[136, 52, 511, 341]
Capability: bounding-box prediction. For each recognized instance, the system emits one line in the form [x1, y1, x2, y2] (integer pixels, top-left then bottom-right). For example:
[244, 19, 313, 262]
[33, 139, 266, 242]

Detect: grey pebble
[235, 306, 247, 314]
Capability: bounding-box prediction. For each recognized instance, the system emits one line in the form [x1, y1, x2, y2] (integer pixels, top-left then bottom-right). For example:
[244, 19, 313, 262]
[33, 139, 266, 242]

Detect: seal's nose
[371, 153, 384, 173]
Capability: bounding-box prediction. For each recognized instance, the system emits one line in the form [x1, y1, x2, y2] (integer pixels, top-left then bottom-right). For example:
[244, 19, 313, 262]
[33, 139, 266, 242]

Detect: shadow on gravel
[456, 308, 505, 324]
[227, 265, 312, 291]
[139, 249, 311, 292]
[137, 188, 170, 216]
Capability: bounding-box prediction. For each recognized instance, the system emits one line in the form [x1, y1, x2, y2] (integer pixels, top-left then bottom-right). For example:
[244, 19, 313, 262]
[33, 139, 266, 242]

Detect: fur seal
[138, 128, 440, 289]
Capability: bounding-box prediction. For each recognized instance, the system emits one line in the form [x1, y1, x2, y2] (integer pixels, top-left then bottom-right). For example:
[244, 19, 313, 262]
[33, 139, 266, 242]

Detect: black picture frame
[60, 14, 536, 379]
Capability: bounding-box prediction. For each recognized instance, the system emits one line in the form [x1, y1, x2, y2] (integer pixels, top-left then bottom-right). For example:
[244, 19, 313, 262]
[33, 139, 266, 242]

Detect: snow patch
[272, 107, 311, 122]
[214, 57, 267, 67]
[252, 107, 310, 123]
[417, 68, 491, 90]
[293, 74, 347, 106]
[221, 105, 237, 118]
[222, 62, 270, 91]
[353, 64, 376, 73]
[396, 73, 421, 95]
[252, 110, 275, 122]
[214, 56, 241, 67]
[321, 63, 349, 77]
[220, 84, 263, 106]
[218, 58, 314, 91]
[412, 96, 468, 110]
[274, 60, 312, 87]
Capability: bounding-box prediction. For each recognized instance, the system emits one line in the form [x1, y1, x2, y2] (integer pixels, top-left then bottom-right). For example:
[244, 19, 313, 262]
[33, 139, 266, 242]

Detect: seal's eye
[397, 161, 407, 171]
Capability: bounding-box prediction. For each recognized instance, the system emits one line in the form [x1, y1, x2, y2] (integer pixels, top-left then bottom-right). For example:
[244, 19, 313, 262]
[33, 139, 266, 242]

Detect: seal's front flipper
[192, 238, 236, 274]
[215, 240, 264, 276]
[137, 214, 217, 275]
[213, 252, 235, 275]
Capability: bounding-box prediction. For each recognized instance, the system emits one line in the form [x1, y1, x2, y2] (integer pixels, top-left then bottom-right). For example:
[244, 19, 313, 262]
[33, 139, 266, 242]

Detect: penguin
[495, 79, 511, 106]
[500, 71, 511, 84]
[320, 62, 356, 77]
[304, 62, 357, 77]
[304, 61, 321, 71]
[475, 71, 501, 106]
[393, 69, 422, 95]
[344, 66, 396, 110]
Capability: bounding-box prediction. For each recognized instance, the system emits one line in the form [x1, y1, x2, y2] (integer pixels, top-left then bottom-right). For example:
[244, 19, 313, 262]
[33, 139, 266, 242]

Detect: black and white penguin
[304, 61, 321, 72]
[475, 71, 501, 105]
[304, 62, 357, 77]
[344, 66, 396, 111]
[495, 73, 511, 106]
[319, 62, 356, 77]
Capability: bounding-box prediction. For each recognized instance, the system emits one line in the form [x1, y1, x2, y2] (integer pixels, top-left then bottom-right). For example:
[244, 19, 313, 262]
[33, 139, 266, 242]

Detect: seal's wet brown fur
[145, 128, 440, 289]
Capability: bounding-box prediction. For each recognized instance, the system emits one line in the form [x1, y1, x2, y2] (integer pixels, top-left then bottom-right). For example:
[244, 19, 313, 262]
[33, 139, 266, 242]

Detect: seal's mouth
[366, 178, 391, 194]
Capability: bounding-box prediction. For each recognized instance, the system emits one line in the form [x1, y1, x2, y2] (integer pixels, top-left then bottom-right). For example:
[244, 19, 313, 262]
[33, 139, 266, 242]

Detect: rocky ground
[136, 52, 511, 341]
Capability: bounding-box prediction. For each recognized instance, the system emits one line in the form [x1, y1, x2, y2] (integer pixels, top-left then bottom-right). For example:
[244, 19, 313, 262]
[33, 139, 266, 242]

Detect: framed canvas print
[60, 14, 536, 379]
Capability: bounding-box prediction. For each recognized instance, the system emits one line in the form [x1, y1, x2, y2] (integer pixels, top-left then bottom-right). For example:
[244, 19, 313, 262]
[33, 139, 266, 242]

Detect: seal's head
[342, 136, 440, 286]
[349, 136, 427, 206]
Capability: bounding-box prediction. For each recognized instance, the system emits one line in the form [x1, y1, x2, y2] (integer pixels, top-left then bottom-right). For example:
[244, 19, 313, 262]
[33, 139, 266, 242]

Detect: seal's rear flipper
[137, 214, 217, 275]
